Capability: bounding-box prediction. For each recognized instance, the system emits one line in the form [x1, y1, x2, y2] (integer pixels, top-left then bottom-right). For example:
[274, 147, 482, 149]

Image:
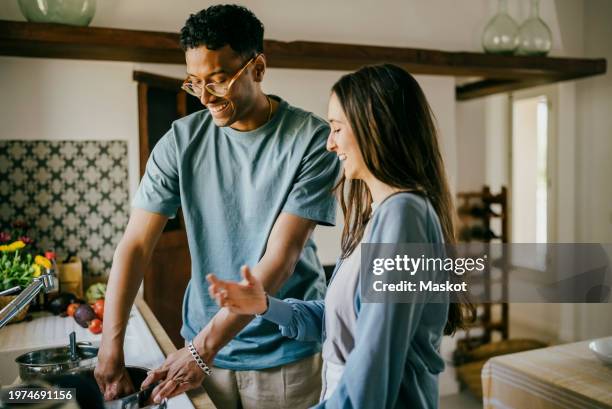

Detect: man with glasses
[94, 4, 339, 409]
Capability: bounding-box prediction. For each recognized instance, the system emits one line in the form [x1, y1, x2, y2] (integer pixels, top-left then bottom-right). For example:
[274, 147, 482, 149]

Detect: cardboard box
[58, 256, 83, 298]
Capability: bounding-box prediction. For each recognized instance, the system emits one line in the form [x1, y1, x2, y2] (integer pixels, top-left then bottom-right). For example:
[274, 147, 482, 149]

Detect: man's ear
[252, 55, 266, 83]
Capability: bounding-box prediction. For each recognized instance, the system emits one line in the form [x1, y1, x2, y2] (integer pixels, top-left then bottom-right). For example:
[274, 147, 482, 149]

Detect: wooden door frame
[134, 70, 192, 347]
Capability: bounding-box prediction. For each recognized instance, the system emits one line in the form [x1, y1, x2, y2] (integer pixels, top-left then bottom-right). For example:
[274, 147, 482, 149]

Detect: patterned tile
[0, 140, 129, 278]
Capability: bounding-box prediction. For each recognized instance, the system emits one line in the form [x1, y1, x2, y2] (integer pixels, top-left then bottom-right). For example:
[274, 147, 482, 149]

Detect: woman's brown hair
[331, 64, 472, 335]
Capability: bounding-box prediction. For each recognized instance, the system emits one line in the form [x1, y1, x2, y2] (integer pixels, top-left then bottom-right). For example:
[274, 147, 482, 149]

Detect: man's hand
[94, 347, 135, 401]
[141, 347, 206, 404]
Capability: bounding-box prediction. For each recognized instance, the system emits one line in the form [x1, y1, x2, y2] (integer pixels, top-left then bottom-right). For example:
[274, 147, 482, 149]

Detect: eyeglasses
[181, 54, 260, 98]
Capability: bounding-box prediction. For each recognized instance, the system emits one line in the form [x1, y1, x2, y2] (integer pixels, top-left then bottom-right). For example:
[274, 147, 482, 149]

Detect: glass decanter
[517, 0, 552, 56]
[482, 0, 519, 55]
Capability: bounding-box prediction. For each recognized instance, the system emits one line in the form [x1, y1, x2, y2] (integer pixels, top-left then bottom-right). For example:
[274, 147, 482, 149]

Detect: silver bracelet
[187, 341, 212, 376]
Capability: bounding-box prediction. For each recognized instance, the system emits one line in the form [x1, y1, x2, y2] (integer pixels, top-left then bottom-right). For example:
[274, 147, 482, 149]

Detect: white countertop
[0, 305, 193, 408]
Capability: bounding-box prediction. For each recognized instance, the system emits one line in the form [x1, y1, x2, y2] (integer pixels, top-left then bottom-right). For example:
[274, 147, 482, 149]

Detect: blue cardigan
[262, 193, 449, 409]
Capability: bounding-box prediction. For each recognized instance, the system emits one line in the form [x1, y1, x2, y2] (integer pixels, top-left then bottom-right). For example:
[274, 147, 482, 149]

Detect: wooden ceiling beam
[0, 20, 606, 100]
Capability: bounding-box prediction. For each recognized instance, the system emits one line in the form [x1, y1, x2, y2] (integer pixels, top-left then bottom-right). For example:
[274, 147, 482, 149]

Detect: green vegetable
[0, 251, 35, 292]
[85, 283, 107, 304]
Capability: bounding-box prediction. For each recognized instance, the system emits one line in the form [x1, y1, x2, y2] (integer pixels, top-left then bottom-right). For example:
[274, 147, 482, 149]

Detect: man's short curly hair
[180, 4, 264, 58]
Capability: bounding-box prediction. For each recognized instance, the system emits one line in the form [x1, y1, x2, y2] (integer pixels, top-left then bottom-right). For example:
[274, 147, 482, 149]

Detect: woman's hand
[206, 265, 267, 315]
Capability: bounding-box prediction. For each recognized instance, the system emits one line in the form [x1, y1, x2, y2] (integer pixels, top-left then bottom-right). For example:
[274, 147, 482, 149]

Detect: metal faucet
[0, 274, 56, 329]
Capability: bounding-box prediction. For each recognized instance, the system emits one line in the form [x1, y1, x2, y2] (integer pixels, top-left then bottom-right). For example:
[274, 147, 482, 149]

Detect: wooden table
[482, 338, 612, 409]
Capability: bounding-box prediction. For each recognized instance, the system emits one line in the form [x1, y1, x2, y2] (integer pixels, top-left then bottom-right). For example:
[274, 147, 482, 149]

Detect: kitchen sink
[0, 307, 194, 408]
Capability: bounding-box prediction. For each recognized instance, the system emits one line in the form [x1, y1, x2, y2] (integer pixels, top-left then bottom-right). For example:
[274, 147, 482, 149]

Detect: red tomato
[89, 318, 103, 334]
[92, 299, 104, 320]
[66, 303, 80, 317]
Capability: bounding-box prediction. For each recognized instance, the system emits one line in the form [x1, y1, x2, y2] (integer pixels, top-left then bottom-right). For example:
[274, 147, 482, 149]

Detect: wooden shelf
[0, 20, 606, 100]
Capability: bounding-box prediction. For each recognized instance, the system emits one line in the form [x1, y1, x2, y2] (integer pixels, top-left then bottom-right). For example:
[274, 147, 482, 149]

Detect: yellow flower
[11, 241, 25, 250]
[35, 255, 52, 270]
[1, 241, 26, 252]
[32, 264, 42, 278]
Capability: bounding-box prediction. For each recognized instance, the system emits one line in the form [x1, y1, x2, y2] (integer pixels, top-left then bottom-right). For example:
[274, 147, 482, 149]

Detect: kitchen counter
[134, 297, 215, 409]
[0, 296, 215, 409]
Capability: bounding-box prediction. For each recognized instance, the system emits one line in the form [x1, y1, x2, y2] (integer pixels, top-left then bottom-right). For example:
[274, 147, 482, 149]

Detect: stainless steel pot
[15, 342, 98, 382]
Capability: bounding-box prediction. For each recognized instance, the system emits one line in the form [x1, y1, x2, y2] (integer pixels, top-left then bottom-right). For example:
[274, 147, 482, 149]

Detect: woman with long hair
[207, 64, 469, 408]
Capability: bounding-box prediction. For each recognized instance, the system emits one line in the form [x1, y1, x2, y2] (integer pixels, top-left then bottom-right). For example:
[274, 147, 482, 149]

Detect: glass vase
[17, 0, 97, 27]
[517, 0, 552, 56]
[482, 0, 519, 55]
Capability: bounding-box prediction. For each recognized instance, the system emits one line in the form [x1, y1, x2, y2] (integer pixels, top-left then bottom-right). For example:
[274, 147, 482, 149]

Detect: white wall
[455, 0, 612, 342]
[511, 97, 540, 242]
[1, 1, 610, 336]
[457, 0, 584, 195]
[0, 0, 465, 265]
[517, 0, 612, 342]
[0, 57, 142, 198]
[576, 0, 612, 245]
[0, 60, 456, 266]
[1, 0, 495, 50]
[456, 99, 486, 192]
[263, 70, 457, 263]
[573, 0, 612, 341]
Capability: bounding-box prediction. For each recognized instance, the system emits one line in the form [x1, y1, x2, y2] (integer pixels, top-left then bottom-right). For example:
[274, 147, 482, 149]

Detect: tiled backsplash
[0, 140, 129, 278]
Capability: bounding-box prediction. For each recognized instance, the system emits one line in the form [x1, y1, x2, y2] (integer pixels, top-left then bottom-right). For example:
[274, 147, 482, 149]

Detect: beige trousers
[202, 353, 322, 409]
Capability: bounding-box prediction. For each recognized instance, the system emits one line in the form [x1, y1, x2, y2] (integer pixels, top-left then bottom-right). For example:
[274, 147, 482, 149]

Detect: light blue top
[132, 96, 340, 370]
[263, 192, 449, 408]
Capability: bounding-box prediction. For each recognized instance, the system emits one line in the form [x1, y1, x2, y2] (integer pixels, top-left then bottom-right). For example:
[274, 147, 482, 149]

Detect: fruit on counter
[66, 303, 81, 317]
[47, 292, 79, 315]
[92, 299, 104, 320]
[85, 283, 107, 304]
[74, 303, 96, 328]
[88, 318, 103, 334]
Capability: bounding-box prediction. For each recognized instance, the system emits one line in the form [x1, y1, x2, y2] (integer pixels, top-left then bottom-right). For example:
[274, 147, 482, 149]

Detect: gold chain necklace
[266, 95, 273, 122]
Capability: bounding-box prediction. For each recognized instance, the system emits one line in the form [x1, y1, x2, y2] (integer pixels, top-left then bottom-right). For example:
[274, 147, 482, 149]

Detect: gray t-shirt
[132, 96, 340, 370]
